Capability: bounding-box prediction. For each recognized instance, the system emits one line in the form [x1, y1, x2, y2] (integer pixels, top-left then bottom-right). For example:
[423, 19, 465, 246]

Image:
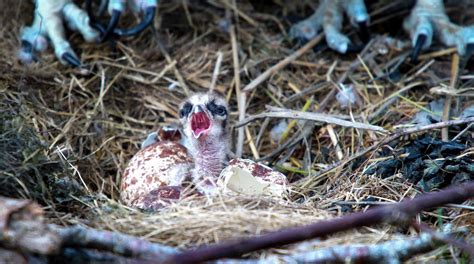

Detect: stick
[280, 233, 443, 263]
[50, 225, 178, 259]
[414, 222, 474, 258]
[235, 110, 387, 132]
[228, 5, 245, 158]
[294, 116, 474, 185]
[242, 34, 324, 92]
[442, 53, 460, 141]
[167, 181, 474, 263]
[209, 51, 224, 93]
[152, 32, 190, 96]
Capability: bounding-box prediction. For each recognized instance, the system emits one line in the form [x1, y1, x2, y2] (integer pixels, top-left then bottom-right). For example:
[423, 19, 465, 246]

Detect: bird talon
[345, 43, 364, 53]
[411, 34, 427, 63]
[21, 40, 34, 54]
[100, 9, 122, 42]
[61, 52, 82, 67]
[464, 42, 474, 61]
[18, 40, 38, 64]
[357, 21, 370, 43]
[114, 6, 156, 37]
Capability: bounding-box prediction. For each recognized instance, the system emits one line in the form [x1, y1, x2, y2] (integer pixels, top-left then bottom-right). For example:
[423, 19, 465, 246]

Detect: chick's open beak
[190, 106, 211, 139]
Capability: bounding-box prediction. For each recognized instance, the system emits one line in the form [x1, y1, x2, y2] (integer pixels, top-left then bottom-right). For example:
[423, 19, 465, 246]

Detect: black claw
[21, 40, 34, 54]
[459, 42, 474, 71]
[114, 6, 156, 37]
[61, 52, 81, 67]
[98, 0, 108, 17]
[465, 43, 474, 62]
[285, 15, 306, 24]
[346, 43, 364, 53]
[411, 34, 427, 63]
[292, 36, 310, 46]
[85, 0, 107, 36]
[311, 41, 328, 53]
[100, 9, 122, 42]
[19, 40, 38, 63]
[387, 69, 402, 82]
[85, 0, 94, 21]
[357, 21, 370, 43]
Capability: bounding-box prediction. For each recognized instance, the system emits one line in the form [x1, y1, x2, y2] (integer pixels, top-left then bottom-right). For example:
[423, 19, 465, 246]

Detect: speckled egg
[120, 141, 193, 210]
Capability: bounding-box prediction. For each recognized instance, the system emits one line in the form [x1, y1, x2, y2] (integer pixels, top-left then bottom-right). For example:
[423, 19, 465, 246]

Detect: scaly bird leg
[404, 0, 474, 62]
[19, 0, 99, 67]
[289, 0, 369, 53]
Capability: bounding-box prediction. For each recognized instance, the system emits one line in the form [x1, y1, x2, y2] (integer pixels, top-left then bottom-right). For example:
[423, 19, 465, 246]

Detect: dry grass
[0, 0, 473, 262]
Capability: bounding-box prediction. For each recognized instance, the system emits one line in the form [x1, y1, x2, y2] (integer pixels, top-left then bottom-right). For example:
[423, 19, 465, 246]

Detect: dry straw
[0, 0, 472, 262]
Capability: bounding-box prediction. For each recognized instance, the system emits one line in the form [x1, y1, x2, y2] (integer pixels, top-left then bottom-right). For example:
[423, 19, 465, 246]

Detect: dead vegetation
[0, 0, 473, 262]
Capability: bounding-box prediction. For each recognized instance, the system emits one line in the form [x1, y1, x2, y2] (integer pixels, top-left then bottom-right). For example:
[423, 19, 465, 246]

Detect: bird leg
[404, 0, 474, 62]
[289, 0, 369, 53]
[19, 0, 99, 67]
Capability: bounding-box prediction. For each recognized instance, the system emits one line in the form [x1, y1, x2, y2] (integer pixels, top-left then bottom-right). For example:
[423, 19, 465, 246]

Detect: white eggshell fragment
[218, 159, 288, 197]
[121, 141, 193, 210]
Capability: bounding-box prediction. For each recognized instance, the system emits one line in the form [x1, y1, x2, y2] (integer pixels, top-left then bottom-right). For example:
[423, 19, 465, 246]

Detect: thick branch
[215, 232, 447, 263]
[49, 224, 179, 259]
[168, 181, 474, 263]
[0, 196, 178, 261]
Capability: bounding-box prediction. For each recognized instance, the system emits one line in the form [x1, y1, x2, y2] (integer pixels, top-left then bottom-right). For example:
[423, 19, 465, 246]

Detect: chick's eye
[207, 101, 227, 116]
[179, 103, 192, 118]
[215, 106, 227, 116]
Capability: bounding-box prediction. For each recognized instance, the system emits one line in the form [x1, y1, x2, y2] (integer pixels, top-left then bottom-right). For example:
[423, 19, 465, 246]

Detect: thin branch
[235, 110, 387, 132]
[242, 34, 324, 92]
[228, 5, 245, 158]
[294, 116, 474, 185]
[442, 53, 460, 141]
[167, 181, 474, 263]
[152, 32, 190, 96]
[209, 51, 224, 93]
[414, 222, 474, 258]
[280, 233, 442, 263]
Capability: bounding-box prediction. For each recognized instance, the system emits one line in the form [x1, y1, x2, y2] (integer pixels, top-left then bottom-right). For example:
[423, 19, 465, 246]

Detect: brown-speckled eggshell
[121, 141, 193, 209]
[227, 158, 289, 185]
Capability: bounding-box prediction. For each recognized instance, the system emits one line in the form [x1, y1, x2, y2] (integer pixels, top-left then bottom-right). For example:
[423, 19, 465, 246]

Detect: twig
[235, 110, 387, 132]
[167, 181, 474, 263]
[413, 222, 474, 258]
[279, 232, 443, 263]
[152, 32, 190, 96]
[256, 42, 377, 162]
[210, 52, 224, 93]
[228, 8, 245, 158]
[294, 116, 474, 185]
[215, 231, 462, 263]
[242, 34, 324, 92]
[452, 122, 474, 141]
[326, 124, 344, 160]
[442, 53, 460, 141]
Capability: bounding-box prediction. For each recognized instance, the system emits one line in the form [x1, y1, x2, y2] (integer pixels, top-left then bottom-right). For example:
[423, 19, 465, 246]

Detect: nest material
[1, 0, 473, 262]
[86, 196, 330, 248]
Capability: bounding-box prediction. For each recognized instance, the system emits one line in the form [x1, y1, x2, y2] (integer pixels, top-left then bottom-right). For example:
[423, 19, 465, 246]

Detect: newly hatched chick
[179, 92, 230, 195]
[121, 92, 230, 209]
[121, 92, 289, 210]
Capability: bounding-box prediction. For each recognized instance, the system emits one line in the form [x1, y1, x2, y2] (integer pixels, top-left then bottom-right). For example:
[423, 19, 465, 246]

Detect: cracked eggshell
[121, 141, 193, 210]
[218, 158, 288, 197]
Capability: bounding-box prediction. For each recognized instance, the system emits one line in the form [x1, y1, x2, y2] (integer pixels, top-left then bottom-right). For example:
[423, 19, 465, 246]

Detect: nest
[1, 0, 473, 262]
